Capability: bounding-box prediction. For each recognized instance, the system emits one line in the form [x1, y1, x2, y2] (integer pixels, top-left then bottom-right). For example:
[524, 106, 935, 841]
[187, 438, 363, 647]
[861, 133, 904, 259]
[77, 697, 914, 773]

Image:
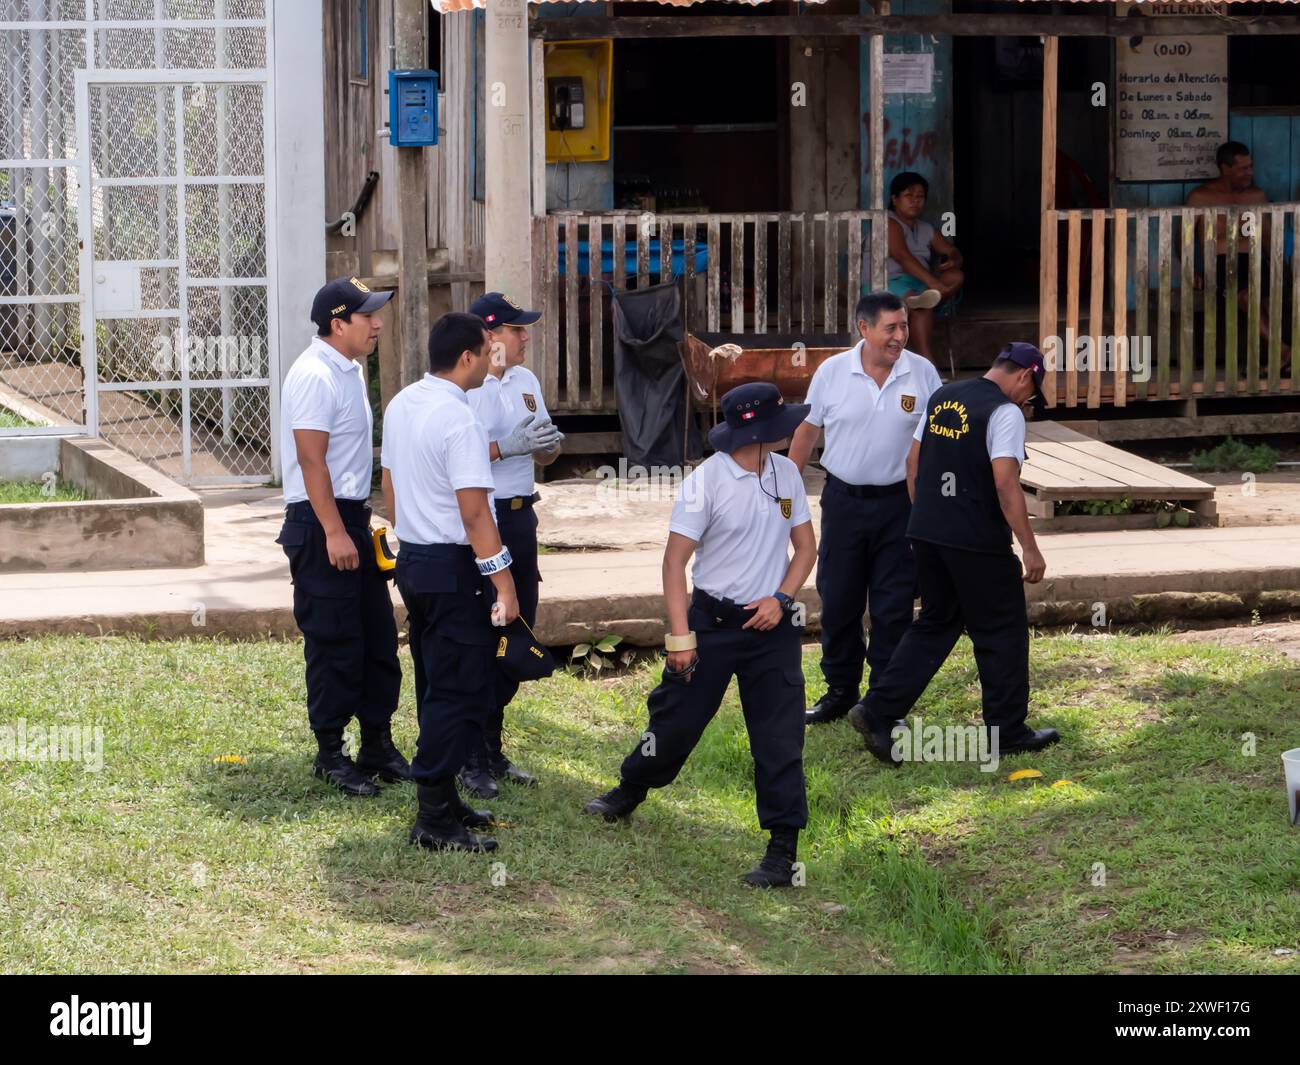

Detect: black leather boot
[805, 686, 860, 725]
[409, 781, 498, 852]
[488, 752, 539, 787]
[312, 729, 380, 797]
[356, 724, 411, 783]
[743, 829, 799, 888]
[458, 745, 499, 800]
[583, 782, 646, 822]
[485, 710, 538, 787]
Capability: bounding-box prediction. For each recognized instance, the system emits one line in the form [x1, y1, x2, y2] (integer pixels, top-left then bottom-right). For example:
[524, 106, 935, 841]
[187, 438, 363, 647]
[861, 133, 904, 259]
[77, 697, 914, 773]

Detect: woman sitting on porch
[880, 171, 965, 365]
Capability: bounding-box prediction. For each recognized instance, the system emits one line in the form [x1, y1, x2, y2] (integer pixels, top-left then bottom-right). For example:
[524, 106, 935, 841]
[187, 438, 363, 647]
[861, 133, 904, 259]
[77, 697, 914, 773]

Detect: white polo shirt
[280, 337, 374, 504]
[380, 374, 496, 546]
[467, 363, 551, 499]
[669, 451, 812, 606]
[804, 343, 942, 486]
[912, 397, 1027, 462]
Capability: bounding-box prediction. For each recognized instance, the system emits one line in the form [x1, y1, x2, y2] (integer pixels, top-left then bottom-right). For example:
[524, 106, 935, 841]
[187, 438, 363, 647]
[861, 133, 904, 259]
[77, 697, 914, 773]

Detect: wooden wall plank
[1247, 219, 1261, 392]
[846, 214, 861, 327]
[1156, 211, 1171, 400]
[564, 214, 579, 409]
[778, 215, 791, 334]
[1037, 37, 1059, 407]
[1112, 208, 1127, 407]
[1202, 208, 1217, 396]
[731, 217, 745, 332]
[1065, 210, 1081, 408]
[823, 213, 838, 335]
[588, 215, 604, 412]
[542, 214, 560, 409]
[1268, 207, 1283, 391]
[1179, 209, 1195, 400]
[754, 216, 768, 335]
[1088, 212, 1104, 408]
[1225, 212, 1239, 393]
[707, 217, 720, 333]
[1134, 212, 1149, 401]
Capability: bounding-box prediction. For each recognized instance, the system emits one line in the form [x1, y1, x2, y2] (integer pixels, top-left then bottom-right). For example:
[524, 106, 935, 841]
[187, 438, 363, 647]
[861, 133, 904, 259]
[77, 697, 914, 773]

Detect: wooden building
[334, 0, 1300, 437]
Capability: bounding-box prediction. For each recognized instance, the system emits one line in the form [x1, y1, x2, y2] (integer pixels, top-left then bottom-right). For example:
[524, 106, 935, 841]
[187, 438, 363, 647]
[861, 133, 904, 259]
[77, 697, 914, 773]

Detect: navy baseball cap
[997, 342, 1047, 397]
[311, 276, 392, 331]
[469, 291, 542, 328]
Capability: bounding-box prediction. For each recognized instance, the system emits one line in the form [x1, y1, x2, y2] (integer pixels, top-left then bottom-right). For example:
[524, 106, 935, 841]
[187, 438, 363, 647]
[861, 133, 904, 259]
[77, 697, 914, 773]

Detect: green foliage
[0, 479, 85, 504]
[1192, 436, 1279, 474]
[567, 632, 632, 674]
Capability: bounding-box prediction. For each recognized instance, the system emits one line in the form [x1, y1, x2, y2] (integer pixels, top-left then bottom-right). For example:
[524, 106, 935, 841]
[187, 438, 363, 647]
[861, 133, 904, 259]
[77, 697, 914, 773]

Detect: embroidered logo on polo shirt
[523, 392, 537, 412]
[497, 636, 508, 658]
[901, 394, 916, 413]
[780, 498, 792, 519]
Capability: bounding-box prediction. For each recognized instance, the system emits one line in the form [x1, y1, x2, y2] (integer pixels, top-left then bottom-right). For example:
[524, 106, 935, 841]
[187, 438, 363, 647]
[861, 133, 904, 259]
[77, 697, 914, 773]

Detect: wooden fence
[531, 210, 889, 414]
[1041, 204, 1300, 408]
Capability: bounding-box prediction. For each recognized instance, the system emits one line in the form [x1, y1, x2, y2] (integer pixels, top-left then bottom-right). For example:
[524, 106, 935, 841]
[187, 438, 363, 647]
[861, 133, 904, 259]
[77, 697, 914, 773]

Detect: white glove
[498, 414, 561, 459]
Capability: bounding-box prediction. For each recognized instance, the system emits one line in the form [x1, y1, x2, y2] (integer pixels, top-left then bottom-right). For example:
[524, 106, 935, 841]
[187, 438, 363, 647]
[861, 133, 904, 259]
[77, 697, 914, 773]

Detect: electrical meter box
[389, 69, 439, 147]
[544, 39, 612, 164]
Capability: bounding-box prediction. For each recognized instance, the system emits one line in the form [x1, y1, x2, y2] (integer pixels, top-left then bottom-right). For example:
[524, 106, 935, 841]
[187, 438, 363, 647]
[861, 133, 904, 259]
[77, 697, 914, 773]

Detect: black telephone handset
[548, 76, 586, 132]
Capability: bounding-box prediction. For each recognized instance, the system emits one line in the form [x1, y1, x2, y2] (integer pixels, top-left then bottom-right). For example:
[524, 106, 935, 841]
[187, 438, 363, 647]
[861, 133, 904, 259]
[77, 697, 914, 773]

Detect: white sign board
[883, 52, 934, 96]
[1116, 35, 1228, 182]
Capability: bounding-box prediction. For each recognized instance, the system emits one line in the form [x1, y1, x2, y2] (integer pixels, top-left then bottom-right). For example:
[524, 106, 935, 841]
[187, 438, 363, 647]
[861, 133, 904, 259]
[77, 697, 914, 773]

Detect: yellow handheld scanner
[372, 526, 396, 573]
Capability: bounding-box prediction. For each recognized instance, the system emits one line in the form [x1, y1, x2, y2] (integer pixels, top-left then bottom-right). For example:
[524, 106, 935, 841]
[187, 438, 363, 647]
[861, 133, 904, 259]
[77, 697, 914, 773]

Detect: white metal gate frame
[75, 63, 279, 484]
[0, 4, 281, 485]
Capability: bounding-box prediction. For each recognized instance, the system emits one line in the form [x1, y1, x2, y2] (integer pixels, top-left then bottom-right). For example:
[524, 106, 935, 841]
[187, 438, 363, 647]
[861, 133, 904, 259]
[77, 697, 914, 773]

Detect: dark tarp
[611, 279, 701, 468]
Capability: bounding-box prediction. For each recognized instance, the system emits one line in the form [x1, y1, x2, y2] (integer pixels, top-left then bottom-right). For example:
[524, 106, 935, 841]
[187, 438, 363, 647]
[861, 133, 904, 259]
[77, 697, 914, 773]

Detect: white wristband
[476, 546, 513, 575]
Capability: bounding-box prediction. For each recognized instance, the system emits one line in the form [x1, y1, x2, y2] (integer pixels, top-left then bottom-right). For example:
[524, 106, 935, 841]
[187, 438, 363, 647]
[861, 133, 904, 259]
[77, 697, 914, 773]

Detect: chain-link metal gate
[0, 1, 278, 485]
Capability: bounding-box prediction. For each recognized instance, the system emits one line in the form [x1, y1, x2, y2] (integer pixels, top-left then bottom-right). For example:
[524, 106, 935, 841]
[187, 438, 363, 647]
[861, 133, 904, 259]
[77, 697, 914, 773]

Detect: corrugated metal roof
[430, 0, 826, 12]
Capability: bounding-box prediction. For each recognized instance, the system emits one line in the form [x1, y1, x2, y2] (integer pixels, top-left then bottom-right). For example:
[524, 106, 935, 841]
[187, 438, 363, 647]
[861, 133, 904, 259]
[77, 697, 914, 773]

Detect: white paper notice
[1116, 35, 1229, 182]
[883, 52, 934, 96]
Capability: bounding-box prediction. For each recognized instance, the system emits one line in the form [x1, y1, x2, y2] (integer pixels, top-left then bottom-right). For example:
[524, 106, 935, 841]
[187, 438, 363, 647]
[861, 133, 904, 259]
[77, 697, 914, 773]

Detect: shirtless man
[1187, 142, 1288, 366]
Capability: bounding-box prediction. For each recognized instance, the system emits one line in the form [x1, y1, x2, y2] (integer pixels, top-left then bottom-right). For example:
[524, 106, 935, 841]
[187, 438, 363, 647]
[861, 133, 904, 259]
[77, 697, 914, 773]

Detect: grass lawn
[0, 480, 86, 504]
[0, 632, 1297, 974]
[0, 409, 35, 429]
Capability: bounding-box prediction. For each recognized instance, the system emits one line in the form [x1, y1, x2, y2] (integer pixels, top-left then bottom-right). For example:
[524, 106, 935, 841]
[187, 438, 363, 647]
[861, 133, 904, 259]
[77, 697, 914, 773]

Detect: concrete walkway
[3, 480, 1300, 643]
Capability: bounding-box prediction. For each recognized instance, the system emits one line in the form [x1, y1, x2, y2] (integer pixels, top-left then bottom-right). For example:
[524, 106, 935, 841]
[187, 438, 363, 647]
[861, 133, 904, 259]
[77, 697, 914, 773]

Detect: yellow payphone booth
[544, 39, 612, 164]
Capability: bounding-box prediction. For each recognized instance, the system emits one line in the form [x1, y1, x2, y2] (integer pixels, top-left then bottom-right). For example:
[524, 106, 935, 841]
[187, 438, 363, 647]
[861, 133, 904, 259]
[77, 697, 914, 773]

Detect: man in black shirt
[849, 343, 1060, 766]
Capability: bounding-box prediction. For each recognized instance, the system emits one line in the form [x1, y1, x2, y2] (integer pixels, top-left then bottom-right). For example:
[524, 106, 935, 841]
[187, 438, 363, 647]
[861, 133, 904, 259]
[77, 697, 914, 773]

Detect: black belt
[495, 492, 541, 513]
[691, 589, 757, 629]
[285, 498, 371, 529]
[825, 474, 907, 499]
[396, 542, 474, 563]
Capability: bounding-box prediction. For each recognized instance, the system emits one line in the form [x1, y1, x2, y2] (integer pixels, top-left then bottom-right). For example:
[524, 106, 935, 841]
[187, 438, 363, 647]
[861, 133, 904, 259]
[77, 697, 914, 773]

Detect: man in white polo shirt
[788, 291, 943, 727]
[584, 382, 817, 888]
[461, 291, 563, 798]
[381, 312, 521, 853]
[276, 276, 406, 797]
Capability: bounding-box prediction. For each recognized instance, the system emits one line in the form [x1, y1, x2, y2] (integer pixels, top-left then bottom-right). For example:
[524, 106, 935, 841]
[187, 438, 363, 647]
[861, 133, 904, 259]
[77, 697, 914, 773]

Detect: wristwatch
[773, 592, 795, 611]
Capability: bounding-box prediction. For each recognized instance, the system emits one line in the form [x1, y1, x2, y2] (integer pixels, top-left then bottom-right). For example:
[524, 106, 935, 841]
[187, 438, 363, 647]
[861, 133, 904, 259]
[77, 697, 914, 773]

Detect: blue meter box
[389, 69, 439, 147]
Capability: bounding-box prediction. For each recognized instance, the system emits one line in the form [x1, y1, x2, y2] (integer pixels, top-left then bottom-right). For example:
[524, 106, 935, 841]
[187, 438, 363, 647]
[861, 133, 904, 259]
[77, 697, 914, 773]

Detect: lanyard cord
[757, 451, 781, 505]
